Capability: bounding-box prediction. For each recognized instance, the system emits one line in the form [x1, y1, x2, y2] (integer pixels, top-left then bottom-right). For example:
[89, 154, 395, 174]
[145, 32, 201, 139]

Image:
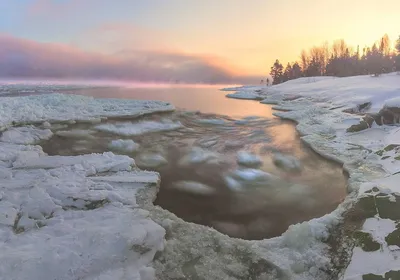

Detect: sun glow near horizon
[0, 0, 399, 80]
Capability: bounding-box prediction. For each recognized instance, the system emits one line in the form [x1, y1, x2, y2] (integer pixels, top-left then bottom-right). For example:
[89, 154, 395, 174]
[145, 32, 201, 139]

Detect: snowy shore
[1, 73, 399, 280]
[226, 73, 400, 279]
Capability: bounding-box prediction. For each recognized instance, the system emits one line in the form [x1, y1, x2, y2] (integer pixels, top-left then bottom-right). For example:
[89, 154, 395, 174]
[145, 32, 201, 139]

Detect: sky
[0, 0, 399, 84]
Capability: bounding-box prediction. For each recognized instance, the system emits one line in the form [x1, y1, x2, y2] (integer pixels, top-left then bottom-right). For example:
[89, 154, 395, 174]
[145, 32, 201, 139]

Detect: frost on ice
[0, 143, 165, 280]
[171, 181, 216, 196]
[0, 93, 174, 130]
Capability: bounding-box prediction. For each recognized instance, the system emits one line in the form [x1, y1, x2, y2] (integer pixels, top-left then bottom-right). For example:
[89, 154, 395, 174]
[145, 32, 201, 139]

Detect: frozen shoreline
[1, 74, 400, 280]
[225, 73, 400, 279]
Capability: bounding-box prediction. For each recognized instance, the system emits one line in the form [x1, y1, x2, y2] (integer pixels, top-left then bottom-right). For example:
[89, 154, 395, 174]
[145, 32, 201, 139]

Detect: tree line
[269, 34, 400, 85]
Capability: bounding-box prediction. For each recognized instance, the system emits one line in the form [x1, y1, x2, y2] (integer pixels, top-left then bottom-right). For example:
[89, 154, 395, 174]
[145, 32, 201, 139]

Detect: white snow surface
[0, 92, 178, 279]
[95, 120, 182, 136]
[343, 217, 400, 280]
[225, 73, 400, 113]
[0, 126, 53, 144]
[0, 93, 174, 130]
[0, 142, 165, 280]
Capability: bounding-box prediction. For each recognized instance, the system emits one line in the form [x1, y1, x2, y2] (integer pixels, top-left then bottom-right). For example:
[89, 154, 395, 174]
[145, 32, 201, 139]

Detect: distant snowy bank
[0, 93, 174, 130]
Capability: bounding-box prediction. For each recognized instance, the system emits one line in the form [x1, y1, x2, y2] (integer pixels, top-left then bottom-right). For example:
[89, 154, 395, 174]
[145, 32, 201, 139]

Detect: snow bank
[0, 126, 53, 144]
[0, 93, 174, 130]
[0, 140, 165, 280]
[108, 139, 140, 153]
[13, 152, 135, 174]
[268, 73, 399, 113]
[220, 73, 400, 279]
[95, 120, 182, 136]
[226, 90, 267, 100]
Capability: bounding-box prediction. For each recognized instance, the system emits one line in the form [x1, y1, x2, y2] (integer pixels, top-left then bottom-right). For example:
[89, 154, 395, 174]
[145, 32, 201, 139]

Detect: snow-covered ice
[13, 152, 135, 174]
[95, 120, 182, 136]
[223, 73, 400, 279]
[2, 74, 400, 280]
[0, 93, 174, 130]
[0, 142, 165, 280]
[226, 90, 266, 100]
[0, 126, 53, 144]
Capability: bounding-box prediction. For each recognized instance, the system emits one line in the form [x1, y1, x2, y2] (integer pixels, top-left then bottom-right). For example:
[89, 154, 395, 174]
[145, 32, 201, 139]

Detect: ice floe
[0, 126, 53, 144]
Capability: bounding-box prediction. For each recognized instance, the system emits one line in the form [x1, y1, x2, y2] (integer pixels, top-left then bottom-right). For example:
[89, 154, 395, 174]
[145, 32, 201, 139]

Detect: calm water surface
[48, 85, 347, 239]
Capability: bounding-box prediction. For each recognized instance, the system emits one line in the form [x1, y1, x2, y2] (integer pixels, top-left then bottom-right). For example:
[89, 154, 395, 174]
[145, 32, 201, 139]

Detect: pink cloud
[0, 34, 260, 84]
[74, 22, 174, 54]
[25, 0, 92, 20]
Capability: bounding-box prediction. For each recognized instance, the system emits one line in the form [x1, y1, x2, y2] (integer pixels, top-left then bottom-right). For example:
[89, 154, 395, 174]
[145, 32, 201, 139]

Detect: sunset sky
[1, 0, 399, 83]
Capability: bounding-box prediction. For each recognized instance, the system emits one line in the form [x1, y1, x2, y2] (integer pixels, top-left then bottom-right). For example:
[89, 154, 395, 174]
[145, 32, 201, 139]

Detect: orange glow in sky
[2, 0, 400, 80]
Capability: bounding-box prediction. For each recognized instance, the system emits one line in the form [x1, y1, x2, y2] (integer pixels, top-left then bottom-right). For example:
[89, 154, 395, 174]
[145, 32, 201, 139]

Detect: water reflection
[66, 86, 275, 119]
[41, 102, 346, 239]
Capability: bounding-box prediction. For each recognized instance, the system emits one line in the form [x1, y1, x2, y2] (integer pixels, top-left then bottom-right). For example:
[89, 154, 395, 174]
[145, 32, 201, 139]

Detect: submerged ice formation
[224, 168, 276, 192]
[136, 153, 168, 169]
[273, 153, 302, 172]
[108, 139, 140, 153]
[55, 129, 96, 139]
[95, 120, 183, 136]
[237, 151, 263, 168]
[178, 147, 221, 166]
